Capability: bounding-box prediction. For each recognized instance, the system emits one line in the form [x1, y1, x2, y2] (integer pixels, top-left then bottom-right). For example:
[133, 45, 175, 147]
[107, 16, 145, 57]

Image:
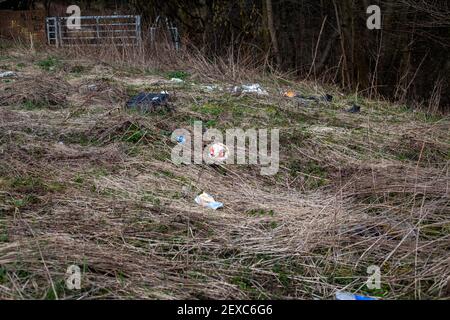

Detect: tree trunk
[266, 0, 282, 67]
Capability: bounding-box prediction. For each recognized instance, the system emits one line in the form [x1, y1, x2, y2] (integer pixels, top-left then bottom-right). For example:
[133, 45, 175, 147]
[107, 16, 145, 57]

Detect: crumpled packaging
[195, 192, 224, 210]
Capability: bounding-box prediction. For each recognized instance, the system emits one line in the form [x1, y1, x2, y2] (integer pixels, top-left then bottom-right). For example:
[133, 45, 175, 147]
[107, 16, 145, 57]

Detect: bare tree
[265, 0, 281, 67]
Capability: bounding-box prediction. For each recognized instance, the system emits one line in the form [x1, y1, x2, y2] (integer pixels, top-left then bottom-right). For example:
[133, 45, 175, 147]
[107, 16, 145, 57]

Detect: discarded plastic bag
[242, 84, 268, 95]
[232, 84, 268, 95]
[87, 84, 98, 91]
[347, 104, 361, 113]
[79, 83, 98, 94]
[0, 71, 16, 78]
[335, 292, 377, 300]
[201, 85, 222, 92]
[195, 193, 224, 210]
[126, 91, 169, 113]
[170, 78, 184, 83]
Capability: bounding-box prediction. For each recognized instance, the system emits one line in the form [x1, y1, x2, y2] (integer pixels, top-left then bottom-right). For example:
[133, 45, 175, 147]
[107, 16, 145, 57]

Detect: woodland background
[2, 0, 450, 111]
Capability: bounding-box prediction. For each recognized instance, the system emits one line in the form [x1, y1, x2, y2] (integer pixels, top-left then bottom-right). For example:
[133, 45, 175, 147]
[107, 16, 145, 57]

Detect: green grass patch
[0, 266, 7, 284]
[45, 279, 67, 300]
[69, 65, 87, 74]
[166, 70, 190, 80]
[10, 176, 46, 193]
[0, 226, 8, 242]
[288, 160, 328, 189]
[8, 194, 41, 209]
[8, 177, 65, 194]
[73, 174, 84, 185]
[141, 192, 161, 206]
[122, 123, 148, 144]
[21, 100, 49, 110]
[36, 56, 61, 71]
[193, 102, 224, 117]
[246, 208, 275, 217]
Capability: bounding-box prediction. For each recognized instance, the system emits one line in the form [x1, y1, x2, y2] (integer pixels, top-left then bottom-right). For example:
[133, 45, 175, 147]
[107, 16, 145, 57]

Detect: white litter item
[87, 84, 98, 91]
[195, 193, 224, 210]
[240, 83, 268, 95]
[201, 85, 221, 92]
[208, 143, 229, 163]
[170, 78, 184, 83]
[0, 71, 16, 78]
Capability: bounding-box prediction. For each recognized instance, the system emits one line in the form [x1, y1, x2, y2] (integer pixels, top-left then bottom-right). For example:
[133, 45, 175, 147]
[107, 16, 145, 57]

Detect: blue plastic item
[176, 135, 186, 144]
[206, 202, 224, 210]
[335, 292, 377, 300]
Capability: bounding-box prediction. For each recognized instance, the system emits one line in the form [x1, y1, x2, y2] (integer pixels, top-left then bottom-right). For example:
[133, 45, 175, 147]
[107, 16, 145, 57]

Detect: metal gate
[149, 16, 180, 51]
[46, 15, 141, 47]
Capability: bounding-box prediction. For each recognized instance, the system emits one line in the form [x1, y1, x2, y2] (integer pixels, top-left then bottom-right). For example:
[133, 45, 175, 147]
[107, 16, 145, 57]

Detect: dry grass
[0, 42, 449, 300]
[0, 75, 69, 107]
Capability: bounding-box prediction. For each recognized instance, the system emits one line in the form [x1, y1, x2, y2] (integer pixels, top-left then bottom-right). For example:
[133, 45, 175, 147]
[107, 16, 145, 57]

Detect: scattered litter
[335, 292, 377, 300]
[208, 143, 229, 163]
[232, 84, 268, 95]
[195, 192, 224, 210]
[347, 104, 361, 113]
[170, 77, 184, 83]
[87, 84, 98, 92]
[322, 94, 333, 102]
[176, 135, 186, 144]
[203, 85, 214, 92]
[201, 84, 221, 92]
[0, 71, 16, 78]
[283, 90, 297, 98]
[242, 84, 268, 95]
[284, 90, 333, 104]
[126, 91, 170, 113]
[78, 83, 98, 94]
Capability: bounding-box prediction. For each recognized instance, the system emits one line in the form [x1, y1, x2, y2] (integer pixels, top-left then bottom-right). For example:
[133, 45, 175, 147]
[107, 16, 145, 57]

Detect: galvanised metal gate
[150, 16, 180, 51]
[46, 15, 141, 47]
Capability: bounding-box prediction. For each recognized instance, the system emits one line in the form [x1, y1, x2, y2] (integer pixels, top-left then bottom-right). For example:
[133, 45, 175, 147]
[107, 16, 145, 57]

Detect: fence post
[45, 18, 50, 45]
[96, 17, 100, 40]
[136, 15, 142, 46]
[57, 17, 62, 47]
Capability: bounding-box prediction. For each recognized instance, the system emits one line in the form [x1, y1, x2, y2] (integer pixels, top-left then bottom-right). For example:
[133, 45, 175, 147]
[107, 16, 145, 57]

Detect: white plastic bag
[195, 193, 224, 210]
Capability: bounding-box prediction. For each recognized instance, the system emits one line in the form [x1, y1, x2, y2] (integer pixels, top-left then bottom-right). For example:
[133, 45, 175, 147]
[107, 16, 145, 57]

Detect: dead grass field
[0, 44, 449, 299]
